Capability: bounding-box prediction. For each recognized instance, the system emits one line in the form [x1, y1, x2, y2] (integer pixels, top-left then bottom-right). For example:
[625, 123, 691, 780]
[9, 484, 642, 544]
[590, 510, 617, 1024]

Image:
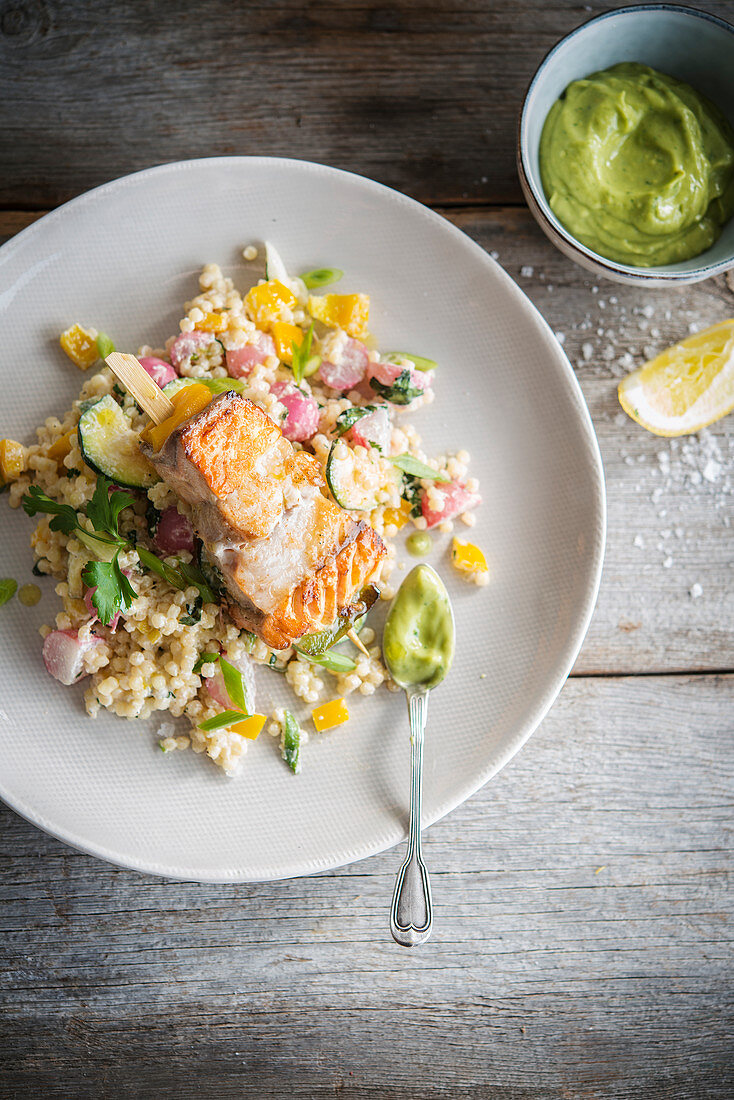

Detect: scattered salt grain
[582, 342, 594, 361]
[633, 535, 644, 548]
[662, 556, 673, 569]
[689, 583, 703, 599]
[521, 265, 534, 278]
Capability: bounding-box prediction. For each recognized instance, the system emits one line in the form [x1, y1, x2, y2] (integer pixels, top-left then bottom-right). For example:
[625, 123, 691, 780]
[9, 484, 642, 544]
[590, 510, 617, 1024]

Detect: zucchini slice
[325, 439, 388, 512]
[162, 376, 245, 398]
[78, 395, 158, 489]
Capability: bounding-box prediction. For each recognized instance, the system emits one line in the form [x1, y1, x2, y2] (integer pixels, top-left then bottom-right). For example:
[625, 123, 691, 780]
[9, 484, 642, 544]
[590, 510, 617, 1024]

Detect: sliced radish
[348, 406, 392, 453]
[153, 506, 196, 555]
[42, 629, 102, 686]
[421, 481, 481, 528]
[318, 335, 369, 391]
[169, 330, 216, 372]
[226, 332, 277, 377]
[138, 356, 177, 387]
[270, 381, 320, 442]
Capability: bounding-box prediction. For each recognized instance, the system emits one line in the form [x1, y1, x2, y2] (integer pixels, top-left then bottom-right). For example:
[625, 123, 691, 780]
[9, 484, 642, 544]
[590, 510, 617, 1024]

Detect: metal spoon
[383, 565, 455, 947]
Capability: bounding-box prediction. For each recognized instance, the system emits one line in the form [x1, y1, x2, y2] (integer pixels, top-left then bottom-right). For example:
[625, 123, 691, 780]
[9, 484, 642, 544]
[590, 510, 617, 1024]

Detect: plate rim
[0, 156, 606, 882]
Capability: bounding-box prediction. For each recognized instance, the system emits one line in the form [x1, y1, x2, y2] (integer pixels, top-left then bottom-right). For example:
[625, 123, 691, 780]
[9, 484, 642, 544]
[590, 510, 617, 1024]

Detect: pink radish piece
[366, 359, 431, 397]
[318, 337, 368, 391]
[349, 406, 392, 453]
[421, 481, 481, 529]
[137, 356, 177, 388]
[169, 330, 215, 372]
[205, 652, 256, 712]
[84, 587, 120, 632]
[153, 506, 196, 555]
[42, 629, 102, 686]
[226, 333, 276, 378]
[270, 381, 320, 443]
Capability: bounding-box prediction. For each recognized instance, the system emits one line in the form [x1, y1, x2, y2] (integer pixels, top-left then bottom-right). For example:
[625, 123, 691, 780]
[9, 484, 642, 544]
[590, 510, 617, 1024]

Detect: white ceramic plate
[0, 158, 605, 882]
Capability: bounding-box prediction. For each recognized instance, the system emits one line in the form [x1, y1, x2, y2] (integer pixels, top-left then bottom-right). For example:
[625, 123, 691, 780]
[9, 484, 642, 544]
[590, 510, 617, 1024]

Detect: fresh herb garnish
[282, 710, 301, 773]
[384, 351, 437, 372]
[82, 552, 136, 624]
[401, 474, 423, 518]
[85, 476, 135, 544]
[296, 648, 357, 673]
[390, 454, 450, 482]
[180, 595, 203, 625]
[193, 651, 220, 674]
[198, 710, 248, 733]
[291, 323, 320, 384]
[0, 578, 18, 608]
[300, 267, 343, 290]
[197, 655, 251, 731]
[96, 332, 115, 359]
[334, 405, 378, 436]
[368, 368, 424, 406]
[219, 656, 250, 713]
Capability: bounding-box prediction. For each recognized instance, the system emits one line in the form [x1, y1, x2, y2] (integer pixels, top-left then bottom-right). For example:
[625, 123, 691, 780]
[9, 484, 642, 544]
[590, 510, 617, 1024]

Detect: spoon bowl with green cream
[382, 564, 455, 947]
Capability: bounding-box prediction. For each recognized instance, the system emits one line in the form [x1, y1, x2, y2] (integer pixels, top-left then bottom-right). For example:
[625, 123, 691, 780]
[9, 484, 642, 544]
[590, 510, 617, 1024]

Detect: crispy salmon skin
[142, 391, 386, 648]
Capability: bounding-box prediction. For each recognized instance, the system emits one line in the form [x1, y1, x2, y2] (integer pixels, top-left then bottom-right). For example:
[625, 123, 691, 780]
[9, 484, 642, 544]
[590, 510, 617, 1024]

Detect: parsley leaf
[22, 485, 81, 535]
[82, 552, 136, 625]
[390, 454, 450, 482]
[85, 475, 134, 542]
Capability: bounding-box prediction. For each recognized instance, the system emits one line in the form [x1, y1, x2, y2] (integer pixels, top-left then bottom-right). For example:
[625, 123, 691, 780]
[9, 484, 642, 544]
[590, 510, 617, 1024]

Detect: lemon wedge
[618, 319, 734, 436]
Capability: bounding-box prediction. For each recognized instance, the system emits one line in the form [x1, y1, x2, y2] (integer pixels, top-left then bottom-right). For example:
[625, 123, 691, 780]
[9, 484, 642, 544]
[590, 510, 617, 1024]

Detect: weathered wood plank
[1, 0, 732, 210]
[0, 674, 732, 1097]
[1, 207, 731, 674]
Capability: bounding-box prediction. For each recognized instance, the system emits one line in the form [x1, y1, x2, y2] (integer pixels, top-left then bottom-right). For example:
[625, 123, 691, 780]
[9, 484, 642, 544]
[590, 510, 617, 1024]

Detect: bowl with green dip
[518, 5, 734, 285]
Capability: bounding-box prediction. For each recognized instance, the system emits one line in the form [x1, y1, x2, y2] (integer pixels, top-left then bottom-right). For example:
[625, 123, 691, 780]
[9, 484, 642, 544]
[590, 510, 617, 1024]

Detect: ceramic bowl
[518, 4, 734, 286]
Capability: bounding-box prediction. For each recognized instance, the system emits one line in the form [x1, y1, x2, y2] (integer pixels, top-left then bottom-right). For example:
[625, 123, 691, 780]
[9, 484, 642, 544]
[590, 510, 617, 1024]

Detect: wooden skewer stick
[105, 353, 175, 425]
[347, 628, 370, 656]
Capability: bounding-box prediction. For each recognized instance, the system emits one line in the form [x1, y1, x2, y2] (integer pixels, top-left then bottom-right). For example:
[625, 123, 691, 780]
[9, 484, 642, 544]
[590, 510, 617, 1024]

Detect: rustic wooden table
[1, 1, 732, 1096]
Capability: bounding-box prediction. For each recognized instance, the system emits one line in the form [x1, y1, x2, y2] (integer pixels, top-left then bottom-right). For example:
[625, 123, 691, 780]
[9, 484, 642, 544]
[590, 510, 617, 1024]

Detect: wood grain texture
[1, 674, 732, 1097]
[1, 0, 733, 210]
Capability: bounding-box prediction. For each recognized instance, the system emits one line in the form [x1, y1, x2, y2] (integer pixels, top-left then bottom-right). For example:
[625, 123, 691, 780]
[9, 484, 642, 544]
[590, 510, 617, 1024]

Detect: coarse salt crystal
[633, 535, 644, 548]
[521, 265, 534, 278]
[702, 459, 722, 483]
[663, 556, 673, 568]
[689, 583, 703, 599]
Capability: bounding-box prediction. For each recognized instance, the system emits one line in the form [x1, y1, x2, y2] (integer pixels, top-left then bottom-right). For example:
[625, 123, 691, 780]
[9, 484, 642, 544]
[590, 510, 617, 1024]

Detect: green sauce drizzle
[406, 531, 433, 557]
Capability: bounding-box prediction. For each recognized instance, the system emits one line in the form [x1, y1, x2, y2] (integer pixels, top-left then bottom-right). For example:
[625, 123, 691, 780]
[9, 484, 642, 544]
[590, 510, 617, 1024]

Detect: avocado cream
[539, 62, 734, 266]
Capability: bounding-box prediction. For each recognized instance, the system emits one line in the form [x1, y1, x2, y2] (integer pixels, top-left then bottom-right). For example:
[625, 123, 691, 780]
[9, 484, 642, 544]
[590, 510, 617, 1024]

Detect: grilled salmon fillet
[142, 391, 386, 649]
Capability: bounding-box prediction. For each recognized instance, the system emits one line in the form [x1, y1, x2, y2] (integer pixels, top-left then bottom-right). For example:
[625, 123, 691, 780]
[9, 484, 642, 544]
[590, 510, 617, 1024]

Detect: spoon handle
[390, 689, 433, 947]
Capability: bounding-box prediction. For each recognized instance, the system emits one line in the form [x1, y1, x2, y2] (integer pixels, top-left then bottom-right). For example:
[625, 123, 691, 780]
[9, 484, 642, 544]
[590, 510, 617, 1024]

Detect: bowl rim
[518, 3, 734, 283]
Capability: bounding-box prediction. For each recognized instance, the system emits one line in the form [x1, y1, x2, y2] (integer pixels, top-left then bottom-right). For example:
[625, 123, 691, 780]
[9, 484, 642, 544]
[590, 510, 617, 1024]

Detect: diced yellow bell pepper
[47, 430, 74, 464]
[271, 321, 304, 364]
[244, 280, 297, 330]
[307, 293, 369, 340]
[60, 324, 98, 369]
[140, 384, 213, 451]
[0, 438, 27, 483]
[381, 498, 411, 530]
[312, 697, 350, 732]
[451, 537, 489, 576]
[197, 311, 227, 333]
[231, 714, 267, 741]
